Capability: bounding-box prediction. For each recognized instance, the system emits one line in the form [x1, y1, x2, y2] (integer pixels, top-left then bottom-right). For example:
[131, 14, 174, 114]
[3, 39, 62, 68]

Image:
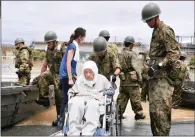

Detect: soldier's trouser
[38, 70, 62, 115]
[18, 72, 31, 85]
[141, 81, 149, 101]
[117, 86, 143, 115]
[148, 78, 174, 136]
[172, 83, 182, 106]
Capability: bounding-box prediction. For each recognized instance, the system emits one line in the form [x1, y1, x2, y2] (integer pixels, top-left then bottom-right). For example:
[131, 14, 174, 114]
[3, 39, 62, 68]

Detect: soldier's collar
[156, 21, 164, 30]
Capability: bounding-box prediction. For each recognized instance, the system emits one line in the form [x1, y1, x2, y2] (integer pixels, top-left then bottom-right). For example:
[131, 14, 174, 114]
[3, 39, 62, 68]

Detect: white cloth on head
[73, 40, 80, 62]
[82, 61, 98, 87]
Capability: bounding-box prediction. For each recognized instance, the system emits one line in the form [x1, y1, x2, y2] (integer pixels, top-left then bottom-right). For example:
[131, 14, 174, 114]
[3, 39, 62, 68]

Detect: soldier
[141, 3, 180, 136]
[34, 31, 66, 126]
[14, 38, 33, 85]
[99, 30, 119, 56]
[88, 36, 121, 87]
[140, 53, 150, 102]
[172, 51, 190, 109]
[117, 36, 145, 120]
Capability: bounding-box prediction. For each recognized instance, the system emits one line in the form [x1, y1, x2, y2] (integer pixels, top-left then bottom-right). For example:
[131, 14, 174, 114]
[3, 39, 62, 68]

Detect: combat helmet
[93, 37, 108, 52]
[124, 36, 135, 44]
[15, 38, 25, 45]
[141, 3, 161, 22]
[44, 31, 57, 42]
[99, 30, 110, 37]
[180, 51, 187, 59]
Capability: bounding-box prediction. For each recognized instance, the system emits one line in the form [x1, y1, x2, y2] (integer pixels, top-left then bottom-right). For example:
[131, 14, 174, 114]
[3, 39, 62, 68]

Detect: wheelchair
[61, 93, 122, 136]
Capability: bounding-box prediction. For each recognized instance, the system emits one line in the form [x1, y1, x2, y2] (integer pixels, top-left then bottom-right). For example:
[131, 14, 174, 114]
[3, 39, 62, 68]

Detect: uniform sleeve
[162, 28, 180, 66]
[131, 53, 142, 80]
[87, 52, 96, 61]
[19, 49, 30, 72]
[110, 52, 121, 70]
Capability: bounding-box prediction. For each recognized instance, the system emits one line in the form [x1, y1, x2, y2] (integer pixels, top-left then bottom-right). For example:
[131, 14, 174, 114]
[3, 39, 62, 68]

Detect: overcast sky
[1, 1, 194, 45]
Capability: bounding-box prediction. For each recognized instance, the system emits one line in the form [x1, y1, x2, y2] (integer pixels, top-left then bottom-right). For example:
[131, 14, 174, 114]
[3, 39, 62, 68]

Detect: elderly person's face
[84, 68, 94, 81]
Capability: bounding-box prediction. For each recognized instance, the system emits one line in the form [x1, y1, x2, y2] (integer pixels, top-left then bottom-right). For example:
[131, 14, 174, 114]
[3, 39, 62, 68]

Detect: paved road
[1, 121, 194, 136]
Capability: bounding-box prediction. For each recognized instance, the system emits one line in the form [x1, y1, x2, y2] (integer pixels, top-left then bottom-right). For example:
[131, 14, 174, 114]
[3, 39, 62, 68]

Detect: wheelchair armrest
[102, 88, 115, 96]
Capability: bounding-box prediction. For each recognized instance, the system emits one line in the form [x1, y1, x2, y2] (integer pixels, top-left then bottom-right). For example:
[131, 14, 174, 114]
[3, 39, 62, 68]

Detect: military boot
[14, 82, 26, 87]
[52, 115, 60, 127]
[35, 97, 50, 108]
[135, 113, 146, 120]
[172, 105, 179, 109]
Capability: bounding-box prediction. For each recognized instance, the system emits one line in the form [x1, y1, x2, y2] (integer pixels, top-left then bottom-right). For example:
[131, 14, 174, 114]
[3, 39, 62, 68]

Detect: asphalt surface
[1, 121, 194, 136]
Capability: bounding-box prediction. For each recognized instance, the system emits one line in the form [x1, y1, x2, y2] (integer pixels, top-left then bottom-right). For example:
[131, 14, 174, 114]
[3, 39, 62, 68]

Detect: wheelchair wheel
[115, 103, 122, 136]
[110, 104, 116, 136]
[110, 102, 122, 136]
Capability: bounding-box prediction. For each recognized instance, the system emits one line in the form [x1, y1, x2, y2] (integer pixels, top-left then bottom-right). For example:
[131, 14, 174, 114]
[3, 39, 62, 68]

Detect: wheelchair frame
[61, 94, 122, 136]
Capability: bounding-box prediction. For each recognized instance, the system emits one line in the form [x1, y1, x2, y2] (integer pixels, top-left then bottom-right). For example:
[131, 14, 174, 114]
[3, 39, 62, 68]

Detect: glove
[148, 64, 160, 77]
[103, 88, 115, 96]
[110, 74, 117, 82]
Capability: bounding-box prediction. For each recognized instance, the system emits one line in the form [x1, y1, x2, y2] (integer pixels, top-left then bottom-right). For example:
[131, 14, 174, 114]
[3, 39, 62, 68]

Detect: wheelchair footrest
[93, 128, 105, 136]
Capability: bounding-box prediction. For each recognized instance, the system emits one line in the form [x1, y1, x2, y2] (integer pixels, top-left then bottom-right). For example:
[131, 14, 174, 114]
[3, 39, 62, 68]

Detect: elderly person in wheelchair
[66, 60, 115, 136]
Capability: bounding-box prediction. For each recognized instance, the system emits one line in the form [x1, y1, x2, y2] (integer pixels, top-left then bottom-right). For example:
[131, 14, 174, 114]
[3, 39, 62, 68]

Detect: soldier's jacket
[45, 42, 67, 74]
[15, 45, 33, 73]
[108, 43, 118, 56]
[169, 60, 190, 84]
[142, 62, 150, 81]
[119, 47, 142, 86]
[88, 47, 121, 80]
[149, 21, 180, 79]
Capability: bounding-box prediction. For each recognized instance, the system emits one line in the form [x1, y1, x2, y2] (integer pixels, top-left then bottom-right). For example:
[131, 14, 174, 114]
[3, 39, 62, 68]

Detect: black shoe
[57, 116, 65, 130]
[53, 115, 61, 127]
[135, 113, 146, 120]
[14, 82, 26, 86]
[35, 97, 50, 108]
[52, 119, 58, 127]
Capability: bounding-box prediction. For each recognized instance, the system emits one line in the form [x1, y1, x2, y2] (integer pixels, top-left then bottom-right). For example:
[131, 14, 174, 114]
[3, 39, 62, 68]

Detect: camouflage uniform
[99, 30, 119, 57]
[108, 43, 118, 57]
[15, 46, 33, 85]
[38, 42, 67, 115]
[117, 47, 144, 116]
[148, 21, 180, 135]
[88, 47, 121, 81]
[141, 58, 150, 102]
[171, 60, 190, 107]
